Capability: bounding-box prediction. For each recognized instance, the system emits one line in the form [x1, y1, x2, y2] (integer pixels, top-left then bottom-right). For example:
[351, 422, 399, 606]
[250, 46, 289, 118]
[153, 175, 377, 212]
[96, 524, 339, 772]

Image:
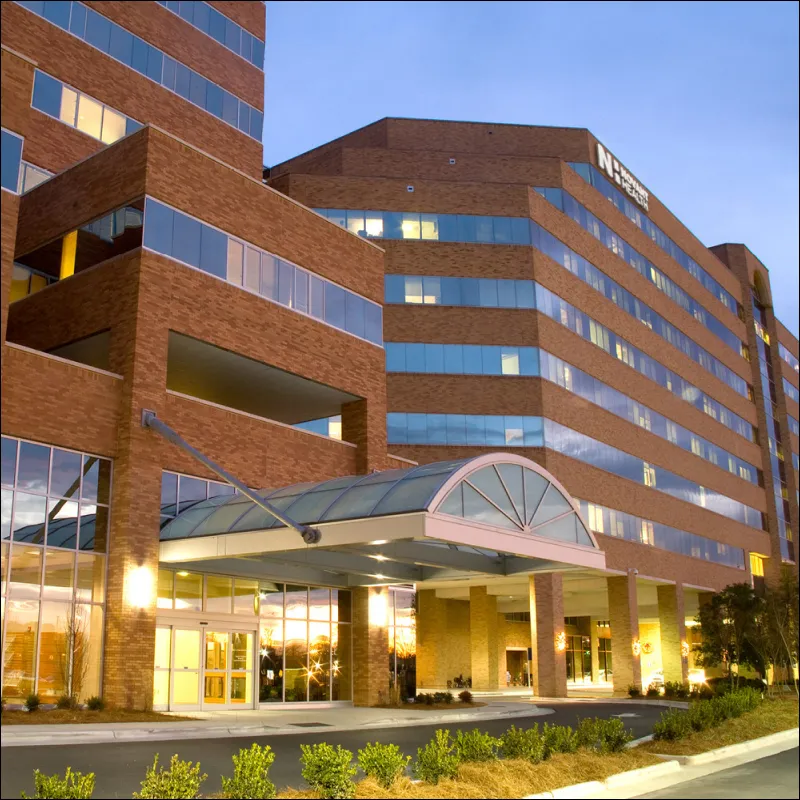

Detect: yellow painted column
[59, 230, 77, 279]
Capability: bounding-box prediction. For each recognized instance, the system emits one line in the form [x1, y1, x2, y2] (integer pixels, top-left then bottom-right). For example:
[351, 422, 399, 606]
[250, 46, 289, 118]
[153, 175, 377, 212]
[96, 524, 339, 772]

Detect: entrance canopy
[159, 454, 606, 587]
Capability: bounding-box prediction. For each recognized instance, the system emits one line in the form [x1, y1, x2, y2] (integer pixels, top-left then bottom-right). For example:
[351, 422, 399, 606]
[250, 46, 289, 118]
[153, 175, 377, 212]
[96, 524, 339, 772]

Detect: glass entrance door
[230, 632, 254, 705]
[204, 631, 228, 705]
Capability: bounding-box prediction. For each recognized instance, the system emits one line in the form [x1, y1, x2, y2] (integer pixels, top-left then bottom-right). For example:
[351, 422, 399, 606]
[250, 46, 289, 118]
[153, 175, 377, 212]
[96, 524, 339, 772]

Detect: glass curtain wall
[2, 436, 110, 702]
[388, 588, 416, 699]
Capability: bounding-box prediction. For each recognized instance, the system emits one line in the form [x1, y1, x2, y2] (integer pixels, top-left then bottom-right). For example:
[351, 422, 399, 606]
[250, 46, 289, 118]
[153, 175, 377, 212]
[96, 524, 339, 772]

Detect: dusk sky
[264, 1, 799, 334]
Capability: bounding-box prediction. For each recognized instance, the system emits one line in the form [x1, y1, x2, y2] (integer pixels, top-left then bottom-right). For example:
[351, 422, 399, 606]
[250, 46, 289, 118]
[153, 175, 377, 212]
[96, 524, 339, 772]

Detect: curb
[655, 727, 799, 765]
[522, 727, 799, 799]
[0, 707, 557, 748]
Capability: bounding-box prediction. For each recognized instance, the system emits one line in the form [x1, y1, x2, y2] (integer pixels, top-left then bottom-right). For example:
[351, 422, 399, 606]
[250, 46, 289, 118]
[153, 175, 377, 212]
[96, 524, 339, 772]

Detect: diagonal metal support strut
[141, 409, 322, 544]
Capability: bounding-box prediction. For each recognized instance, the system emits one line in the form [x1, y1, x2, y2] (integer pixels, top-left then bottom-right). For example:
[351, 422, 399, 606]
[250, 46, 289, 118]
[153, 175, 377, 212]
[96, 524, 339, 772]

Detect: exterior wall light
[681, 641, 690, 658]
[555, 631, 567, 652]
[632, 639, 642, 657]
[642, 641, 653, 655]
[369, 587, 388, 628]
[125, 565, 154, 609]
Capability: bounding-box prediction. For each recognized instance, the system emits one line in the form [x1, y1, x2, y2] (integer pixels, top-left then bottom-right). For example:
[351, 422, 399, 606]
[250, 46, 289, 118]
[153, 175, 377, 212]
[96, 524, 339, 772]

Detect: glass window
[1, 130, 23, 193]
[43, 548, 74, 599]
[226, 238, 244, 285]
[161, 55, 177, 89]
[81, 457, 110, 505]
[175, 62, 192, 99]
[259, 582, 284, 618]
[178, 475, 206, 512]
[172, 211, 202, 268]
[9, 544, 43, 597]
[59, 86, 78, 126]
[49, 449, 81, 500]
[285, 585, 308, 619]
[345, 294, 365, 339]
[244, 246, 261, 293]
[17, 441, 50, 494]
[46, 499, 79, 548]
[175, 571, 203, 611]
[199, 223, 227, 279]
[74, 552, 105, 604]
[222, 91, 238, 127]
[205, 574, 232, 613]
[85, 9, 111, 52]
[100, 107, 127, 145]
[1, 437, 18, 487]
[277, 260, 294, 306]
[284, 619, 308, 702]
[109, 24, 134, 65]
[144, 199, 174, 256]
[234, 578, 258, 615]
[3, 596, 39, 698]
[309, 588, 330, 621]
[324, 283, 346, 329]
[189, 71, 207, 108]
[259, 619, 283, 702]
[131, 36, 150, 74]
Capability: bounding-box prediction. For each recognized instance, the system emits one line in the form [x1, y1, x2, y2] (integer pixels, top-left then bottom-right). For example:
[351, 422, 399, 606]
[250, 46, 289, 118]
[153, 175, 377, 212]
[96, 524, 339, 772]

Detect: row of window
[789, 415, 799, 437]
[160, 471, 235, 527]
[535, 186, 744, 356]
[579, 500, 745, 569]
[535, 283, 755, 441]
[156, 1, 265, 68]
[779, 343, 799, 374]
[528, 215, 749, 397]
[784, 378, 799, 404]
[384, 275, 754, 442]
[32, 70, 142, 147]
[386, 413, 763, 530]
[17, 1, 263, 141]
[385, 342, 757, 483]
[143, 198, 383, 345]
[1, 129, 23, 192]
[568, 162, 740, 315]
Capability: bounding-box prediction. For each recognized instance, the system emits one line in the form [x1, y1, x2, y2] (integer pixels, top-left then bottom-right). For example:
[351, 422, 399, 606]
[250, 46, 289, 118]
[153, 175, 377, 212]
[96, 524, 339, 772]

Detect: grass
[276, 751, 662, 799]
[1, 708, 197, 725]
[641, 696, 799, 756]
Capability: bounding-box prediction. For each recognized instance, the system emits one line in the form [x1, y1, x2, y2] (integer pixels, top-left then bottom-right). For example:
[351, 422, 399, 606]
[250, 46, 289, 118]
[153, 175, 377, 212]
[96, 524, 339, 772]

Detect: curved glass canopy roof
[160, 456, 594, 549]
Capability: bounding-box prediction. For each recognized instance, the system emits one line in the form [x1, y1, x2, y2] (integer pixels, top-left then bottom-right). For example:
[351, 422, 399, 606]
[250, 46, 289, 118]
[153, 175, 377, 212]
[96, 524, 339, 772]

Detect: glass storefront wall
[1, 436, 110, 703]
[388, 587, 417, 699]
[156, 569, 352, 705]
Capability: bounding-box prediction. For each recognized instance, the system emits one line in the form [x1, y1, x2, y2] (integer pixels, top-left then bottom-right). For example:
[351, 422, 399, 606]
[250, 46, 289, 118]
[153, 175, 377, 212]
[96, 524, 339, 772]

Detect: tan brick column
[469, 586, 499, 691]
[351, 586, 390, 706]
[342, 397, 388, 474]
[529, 574, 567, 697]
[416, 590, 449, 689]
[607, 572, 641, 695]
[589, 618, 600, 683]
[657, 583, 688, 684]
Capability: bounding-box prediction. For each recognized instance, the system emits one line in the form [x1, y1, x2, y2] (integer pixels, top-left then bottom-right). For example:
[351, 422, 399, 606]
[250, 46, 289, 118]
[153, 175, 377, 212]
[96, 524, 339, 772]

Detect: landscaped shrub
[652, 708, 692, 741]
[25, 694, 40, 713]
[688, 700, 719, 731]
[412, 729, 459, 785]
[458, 690, 473, 704]
[299, 743, 357, 800]
[415, 692, 436, 706]
[575, 718, 633, 753]
[543, 722, 578, 755]
[21, 768, 95, 799]
[56, 695, 78, 710]
[646, 685, 661, 698]
[357, 742, 410, 790]
[133, 754, 207, 799]
[432, 691, 454, 704]
[453, 729, 500, 763]
[707, 677, 765, 695]
[663, 681, 690, 700]
[691, 684, 714, 700]
[86, 696, 105, 711]
[221, 743, 276, 799]
[628, 684, 641, 698]
[500, 724, 545, 764]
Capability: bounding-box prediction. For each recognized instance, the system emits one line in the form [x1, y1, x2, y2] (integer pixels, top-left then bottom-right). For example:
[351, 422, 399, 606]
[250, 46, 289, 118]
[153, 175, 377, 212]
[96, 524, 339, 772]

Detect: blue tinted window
[482, 346, 502, 375]
[85, 9, 111, 52]
[277, 261, 294, 306]
[175, 63, 191, 99]
[515, 280, 535, 308]
[447, 415, 467, 445]
[162, 56, 176, 90]
[497, 280, 516, 308]
[126, 117, 143, 136]
[193, 2, 210, 32]
[208, 7, 226, 42]
[178, 1, 194, 23]
[250, 109, 263, 140]
[463, 345, 483, 375]
[189, 71, 207, 107]
[519, 348, 539, 376]
[225, 18, 241, 51]
[19, 2, 45, 16]
[426, 344, 445, 373]
[385, 275, 404, 303]
[238, 103, 250, 134]
[324, 283, 346, 329]
[252, 38, 265, 67]
[1, 130, 23, 192]
[69, 1, 86, 35]
[385, 343, 405, 372]
[222, 92, 238, 127]
[345, 294, 365, 339]
[31, 71, 62, 118]
[199, 224, 227, 278]
[295, 266, 310, 312]
[364, 303, 382, 345]
[144, 199, 174, 255]
[465, 415, 485, 445]
[241, 30, 252, 62]
[131, 36, 149, 74]
[406, 344, 425, 372]
[206, 83, 223, 118]
[146, 47, 164, 83]
[43, 0, 70, 28]
[444, 345, 463, 374]
[109, 25, 133, 65]
[387, 413, 406, 444]
[172, 212, 201, 267]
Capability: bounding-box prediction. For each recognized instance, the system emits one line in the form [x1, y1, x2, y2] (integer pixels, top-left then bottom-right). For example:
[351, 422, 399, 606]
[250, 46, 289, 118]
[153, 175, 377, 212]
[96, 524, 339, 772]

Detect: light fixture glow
[370, 539, 389, 546]
[176, 571, 189, 577]
[368, 588, 388, 627]
[555, 631, 567, 652]
[632, 639, 642, 657]
[371, 555, 388, 562]
[125, 565, 154, 609]
[681, 641, 690, 658]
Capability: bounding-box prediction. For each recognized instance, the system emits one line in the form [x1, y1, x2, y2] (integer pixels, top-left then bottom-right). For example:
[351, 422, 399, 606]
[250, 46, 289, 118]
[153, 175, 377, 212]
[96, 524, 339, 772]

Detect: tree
[762, 568, 799, 695]
[694, 583, 762, 688]
[57, 603, 91, 702]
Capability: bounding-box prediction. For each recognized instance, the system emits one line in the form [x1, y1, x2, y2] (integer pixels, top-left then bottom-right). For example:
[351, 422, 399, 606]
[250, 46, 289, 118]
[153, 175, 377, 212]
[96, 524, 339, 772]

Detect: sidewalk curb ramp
[521, 727, 799, 799]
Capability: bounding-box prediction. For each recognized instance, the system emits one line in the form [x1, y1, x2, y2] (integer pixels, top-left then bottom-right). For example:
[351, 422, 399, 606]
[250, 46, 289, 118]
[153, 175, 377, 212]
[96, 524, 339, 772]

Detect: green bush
[133, 754, 207, 799]
[357, 742, 410, 790]
[86, 696, 105, 712]
[688, 700, 719, 731]
[500, 724, 545, 763]
[56, 695, 78, 710]
[543, 722, 578, 756]
[663, 681, 690, 700]
[653, 709, 692, 741]
[431, 692, 453, 704]
[627, 684, 641, 698]
[21, 768, 95, 799]
[575, 718, 633, 753]
[412, 730, 459, 785]
[646, 685, 661, 698]
[25, 694, 40, 713]
[300, 743, 357, 800]
[453, 729, 500, 763]
[458, 690, 473, 704]
[415, 692, 436, 706]
[691, 684, 714, 700]
[221, 743, 276, 799]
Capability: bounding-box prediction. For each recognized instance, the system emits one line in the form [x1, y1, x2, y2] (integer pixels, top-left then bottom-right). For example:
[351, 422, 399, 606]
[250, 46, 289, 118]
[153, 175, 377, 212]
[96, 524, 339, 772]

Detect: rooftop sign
[596, 143, 649, 211]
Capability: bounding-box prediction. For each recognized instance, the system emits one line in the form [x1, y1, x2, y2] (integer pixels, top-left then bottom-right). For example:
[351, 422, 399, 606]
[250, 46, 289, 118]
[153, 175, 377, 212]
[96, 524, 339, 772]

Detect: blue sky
[264, 1, 799, 335]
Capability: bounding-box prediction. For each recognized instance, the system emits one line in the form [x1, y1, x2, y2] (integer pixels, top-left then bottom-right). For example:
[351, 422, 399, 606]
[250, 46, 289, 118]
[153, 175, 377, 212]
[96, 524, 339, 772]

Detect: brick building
[1, 3, 797, 709]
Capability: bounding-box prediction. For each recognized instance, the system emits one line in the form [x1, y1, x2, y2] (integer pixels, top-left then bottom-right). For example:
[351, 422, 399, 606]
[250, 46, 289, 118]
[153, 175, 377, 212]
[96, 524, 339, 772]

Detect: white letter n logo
[596, 143, 614, 179]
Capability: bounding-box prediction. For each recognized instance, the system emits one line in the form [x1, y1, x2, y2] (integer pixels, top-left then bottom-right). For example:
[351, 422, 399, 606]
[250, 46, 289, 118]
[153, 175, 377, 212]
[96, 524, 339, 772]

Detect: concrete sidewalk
[1, 699, 555, 747]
